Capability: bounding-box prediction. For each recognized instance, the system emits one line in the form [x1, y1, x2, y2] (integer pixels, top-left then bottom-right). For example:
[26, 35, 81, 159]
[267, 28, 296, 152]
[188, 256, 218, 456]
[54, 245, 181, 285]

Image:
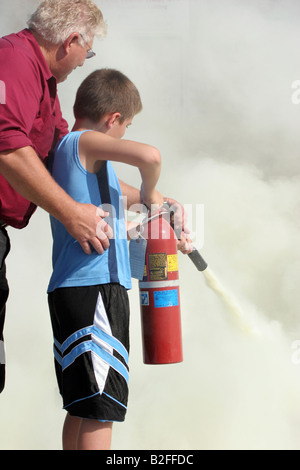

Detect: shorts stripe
[55, 337, 129, 384]
[53, 344, 62, 366]
[55, 325, 129, 363]
[103, 391, 127, 409]
[67, 391, 101, 409]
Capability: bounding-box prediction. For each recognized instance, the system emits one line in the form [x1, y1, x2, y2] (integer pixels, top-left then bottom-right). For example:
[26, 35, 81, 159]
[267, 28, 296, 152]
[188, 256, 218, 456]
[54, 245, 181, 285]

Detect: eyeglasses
[79, 34, 96, 59]
[86, 49, 96, 59]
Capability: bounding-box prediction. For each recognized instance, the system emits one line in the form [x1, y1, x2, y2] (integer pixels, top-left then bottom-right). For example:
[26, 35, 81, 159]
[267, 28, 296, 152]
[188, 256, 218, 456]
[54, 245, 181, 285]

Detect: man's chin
[56, 75, 68, 83]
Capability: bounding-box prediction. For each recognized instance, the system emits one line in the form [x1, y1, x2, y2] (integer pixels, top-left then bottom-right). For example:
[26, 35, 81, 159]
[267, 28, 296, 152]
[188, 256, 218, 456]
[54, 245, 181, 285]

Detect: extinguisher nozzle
[188, 248, 208, 271]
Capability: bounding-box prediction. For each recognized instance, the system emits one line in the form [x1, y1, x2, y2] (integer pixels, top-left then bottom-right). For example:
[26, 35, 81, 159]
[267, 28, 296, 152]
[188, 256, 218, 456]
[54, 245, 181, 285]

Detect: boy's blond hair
[27, 0, 106, 45]
[73, 69, 143, 124]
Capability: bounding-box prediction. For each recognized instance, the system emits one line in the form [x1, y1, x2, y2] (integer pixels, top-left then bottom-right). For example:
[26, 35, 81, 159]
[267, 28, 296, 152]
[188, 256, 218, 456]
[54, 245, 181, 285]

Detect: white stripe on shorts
[92, 292, 113, 394]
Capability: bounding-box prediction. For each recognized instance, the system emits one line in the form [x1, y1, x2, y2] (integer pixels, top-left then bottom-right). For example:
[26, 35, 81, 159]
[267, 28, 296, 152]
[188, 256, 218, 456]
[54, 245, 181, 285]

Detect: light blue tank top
[47, 130, 132, 292]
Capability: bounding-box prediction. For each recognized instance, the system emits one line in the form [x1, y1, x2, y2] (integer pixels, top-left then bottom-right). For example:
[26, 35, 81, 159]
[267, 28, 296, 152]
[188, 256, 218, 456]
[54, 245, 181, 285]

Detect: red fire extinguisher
[138, 208, 183, 365]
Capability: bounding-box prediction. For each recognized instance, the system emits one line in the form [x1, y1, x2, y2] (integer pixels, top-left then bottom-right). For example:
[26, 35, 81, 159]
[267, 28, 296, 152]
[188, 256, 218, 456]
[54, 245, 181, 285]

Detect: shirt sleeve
[0, 45, 44, 152]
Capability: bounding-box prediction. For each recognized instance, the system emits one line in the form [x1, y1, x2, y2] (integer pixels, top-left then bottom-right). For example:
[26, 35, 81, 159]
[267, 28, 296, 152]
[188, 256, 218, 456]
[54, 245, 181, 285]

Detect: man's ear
[62, 32, 80, 54]
[106, 112, 121, 129]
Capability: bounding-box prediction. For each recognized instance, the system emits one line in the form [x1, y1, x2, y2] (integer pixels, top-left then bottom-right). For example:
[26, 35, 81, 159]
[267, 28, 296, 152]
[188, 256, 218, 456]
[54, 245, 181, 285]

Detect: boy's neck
[72, 118, 106, 133]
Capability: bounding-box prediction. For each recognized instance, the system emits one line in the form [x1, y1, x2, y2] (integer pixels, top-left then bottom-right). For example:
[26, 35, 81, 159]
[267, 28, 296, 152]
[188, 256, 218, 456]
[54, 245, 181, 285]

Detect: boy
[47, 69, 164, 450]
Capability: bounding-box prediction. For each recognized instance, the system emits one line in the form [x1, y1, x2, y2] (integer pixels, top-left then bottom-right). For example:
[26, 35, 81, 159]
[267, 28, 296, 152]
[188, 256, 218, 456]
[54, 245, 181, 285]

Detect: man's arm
[0, 146, 111, 254]
[118, 180, 140, 209]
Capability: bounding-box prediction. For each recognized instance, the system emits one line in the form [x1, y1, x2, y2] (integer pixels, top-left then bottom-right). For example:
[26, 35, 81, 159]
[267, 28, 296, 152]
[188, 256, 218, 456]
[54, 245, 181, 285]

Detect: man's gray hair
[27, 0, 107, 45]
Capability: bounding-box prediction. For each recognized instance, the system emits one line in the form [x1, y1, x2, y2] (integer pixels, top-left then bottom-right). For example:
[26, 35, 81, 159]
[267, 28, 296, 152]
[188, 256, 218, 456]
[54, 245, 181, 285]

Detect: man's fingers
[79, 240, 93, 255]
[96, 207, 109, 218]
[96, 219, 113, 240]
[80, 235, 110, 255]
[89, 237, 107, 254]
[177, 232, 193, 255]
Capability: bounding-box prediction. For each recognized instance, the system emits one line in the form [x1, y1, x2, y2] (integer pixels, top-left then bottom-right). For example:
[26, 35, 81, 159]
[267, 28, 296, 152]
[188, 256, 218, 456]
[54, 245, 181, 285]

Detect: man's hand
[164, 198, 188, 234]
[176, 231, 193, 255]
[164, 198, 193, 255]
[64, 203, 113, 255]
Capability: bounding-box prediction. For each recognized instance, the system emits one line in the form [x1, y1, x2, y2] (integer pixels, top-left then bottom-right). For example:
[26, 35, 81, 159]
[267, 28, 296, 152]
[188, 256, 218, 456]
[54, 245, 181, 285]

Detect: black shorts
[48, 283, 130, 422]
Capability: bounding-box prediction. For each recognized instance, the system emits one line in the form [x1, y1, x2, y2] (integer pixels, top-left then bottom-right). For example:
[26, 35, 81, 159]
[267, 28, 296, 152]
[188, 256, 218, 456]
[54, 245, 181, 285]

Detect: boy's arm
[119, 179, 193, 254]
[0, 146, 111, 254]
[80, 131, 163, 207]
[119, 180, 187, 232]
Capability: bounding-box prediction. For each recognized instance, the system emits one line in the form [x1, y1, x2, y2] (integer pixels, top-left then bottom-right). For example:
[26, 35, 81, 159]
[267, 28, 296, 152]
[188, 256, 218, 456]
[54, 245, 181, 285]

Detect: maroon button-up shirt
[0, 29, 69, 228]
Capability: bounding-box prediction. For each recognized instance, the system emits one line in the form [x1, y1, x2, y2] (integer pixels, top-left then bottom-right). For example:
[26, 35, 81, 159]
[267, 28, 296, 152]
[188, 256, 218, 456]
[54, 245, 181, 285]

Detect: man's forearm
[0, 146, 112, 254]
[118, 179, 141, 209]
[0, 146, 76, 223]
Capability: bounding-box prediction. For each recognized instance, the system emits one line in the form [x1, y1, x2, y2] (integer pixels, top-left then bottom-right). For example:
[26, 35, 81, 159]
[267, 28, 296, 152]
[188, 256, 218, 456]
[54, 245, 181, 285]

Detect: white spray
[202, 265, 283, 340]
[203, 267, 253, 334]
[187, 247, 278, 337]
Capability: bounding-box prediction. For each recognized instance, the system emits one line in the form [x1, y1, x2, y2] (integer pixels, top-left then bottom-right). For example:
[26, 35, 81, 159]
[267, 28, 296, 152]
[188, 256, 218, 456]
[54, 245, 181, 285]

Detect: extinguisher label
[167, 254, 178, 272]
[148, 253, 167, 281]
[140, 291, 149, 306]
[154, 289, 179, 308]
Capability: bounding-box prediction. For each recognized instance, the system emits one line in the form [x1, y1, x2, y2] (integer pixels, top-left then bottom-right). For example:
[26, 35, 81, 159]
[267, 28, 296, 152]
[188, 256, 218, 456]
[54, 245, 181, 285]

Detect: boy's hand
[140, 186, 164, 213]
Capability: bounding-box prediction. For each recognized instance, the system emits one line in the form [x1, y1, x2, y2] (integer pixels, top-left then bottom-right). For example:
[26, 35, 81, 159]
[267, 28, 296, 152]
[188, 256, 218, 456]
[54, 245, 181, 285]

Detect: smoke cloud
[1, 0, 300, 450]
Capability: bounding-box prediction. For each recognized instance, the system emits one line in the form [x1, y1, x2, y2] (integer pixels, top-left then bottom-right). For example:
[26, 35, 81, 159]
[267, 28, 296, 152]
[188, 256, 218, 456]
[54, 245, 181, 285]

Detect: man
[0, 0, 191, 395]
[0, 0, 110, 393]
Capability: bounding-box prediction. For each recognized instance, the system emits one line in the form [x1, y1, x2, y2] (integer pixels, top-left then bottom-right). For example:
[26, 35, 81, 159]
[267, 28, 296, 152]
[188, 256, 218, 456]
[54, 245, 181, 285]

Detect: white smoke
[1, 0, 300, 450]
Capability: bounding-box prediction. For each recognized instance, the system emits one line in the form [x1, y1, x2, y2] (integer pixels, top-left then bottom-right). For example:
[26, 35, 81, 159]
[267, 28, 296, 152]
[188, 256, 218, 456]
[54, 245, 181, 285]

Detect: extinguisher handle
[162, 202, 208, 271]
[188, 248, 208, 271]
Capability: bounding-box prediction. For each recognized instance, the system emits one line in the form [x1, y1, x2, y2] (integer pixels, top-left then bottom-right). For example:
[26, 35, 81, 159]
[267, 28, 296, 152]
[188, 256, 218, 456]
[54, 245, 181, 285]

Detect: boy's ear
[106, 112, 121, 129]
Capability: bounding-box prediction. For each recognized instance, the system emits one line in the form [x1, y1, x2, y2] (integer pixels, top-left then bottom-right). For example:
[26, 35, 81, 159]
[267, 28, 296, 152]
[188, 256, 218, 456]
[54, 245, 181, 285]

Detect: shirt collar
[21, 29, 55, 82]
